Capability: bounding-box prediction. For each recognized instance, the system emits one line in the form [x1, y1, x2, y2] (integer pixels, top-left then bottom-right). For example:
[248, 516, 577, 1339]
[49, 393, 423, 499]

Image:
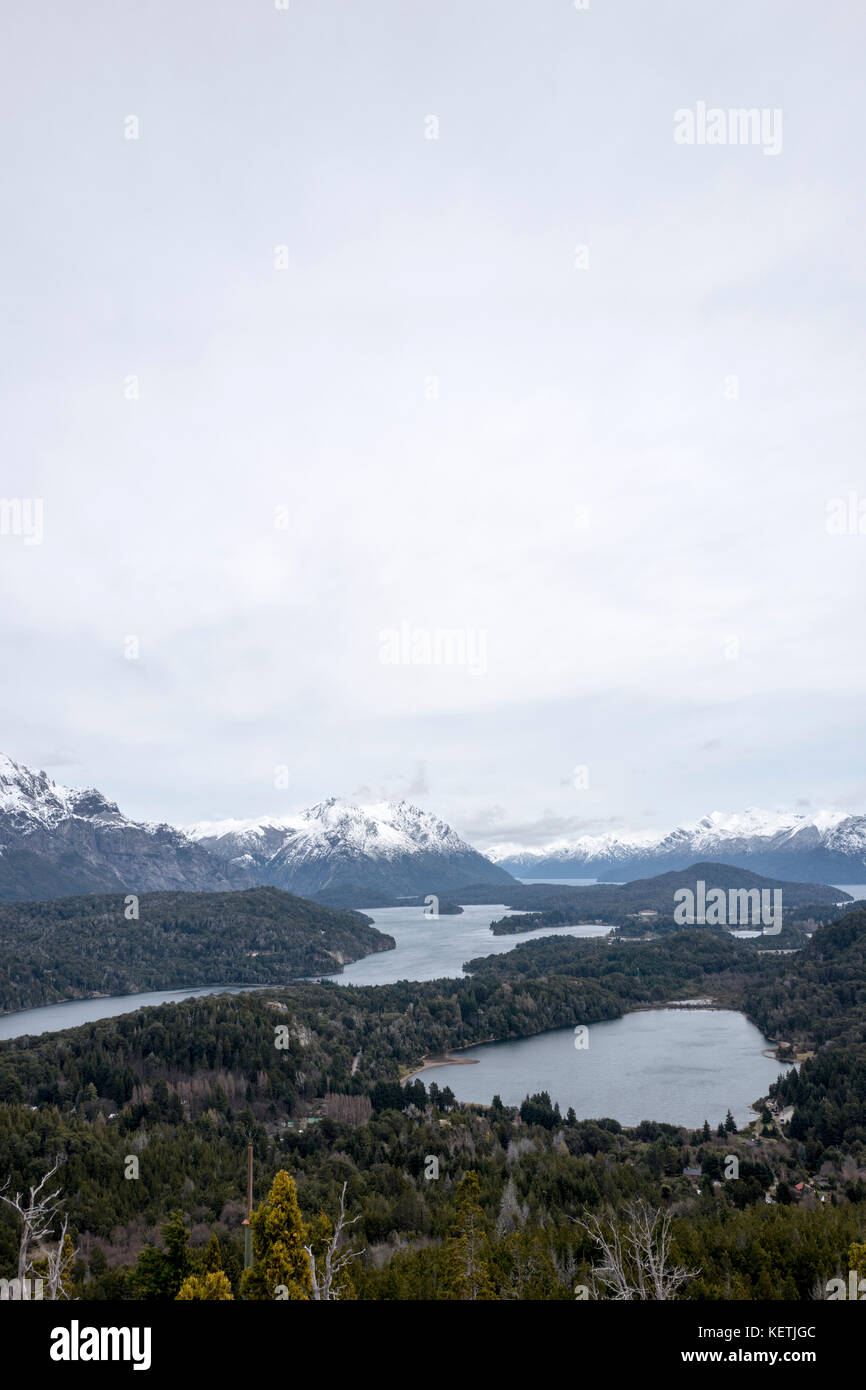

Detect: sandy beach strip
[403, 1051, 480, 1080]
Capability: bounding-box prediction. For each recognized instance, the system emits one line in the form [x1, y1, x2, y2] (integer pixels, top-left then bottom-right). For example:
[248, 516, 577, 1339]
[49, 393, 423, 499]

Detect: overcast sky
[1, 1, 864, 848]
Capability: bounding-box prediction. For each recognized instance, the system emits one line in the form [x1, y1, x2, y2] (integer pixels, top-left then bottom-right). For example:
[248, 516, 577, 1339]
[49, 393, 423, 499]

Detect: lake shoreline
[404, 1051, 481, 1079]
[0, 982, 277, 1035]
[402, 1008, 792, 1129]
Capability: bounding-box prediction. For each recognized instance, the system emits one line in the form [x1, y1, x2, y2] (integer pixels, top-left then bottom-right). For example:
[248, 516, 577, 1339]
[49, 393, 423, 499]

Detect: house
[794, 1181, 825, 1203]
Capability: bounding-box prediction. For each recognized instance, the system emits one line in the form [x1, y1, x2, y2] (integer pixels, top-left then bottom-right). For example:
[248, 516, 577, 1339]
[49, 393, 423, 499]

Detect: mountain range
[0, 754, 247, 902]
[0, 755, 513, 902]
[487, 808, 866, 883]
[3, 752, 864, 904]
[185, 797, 515, 897]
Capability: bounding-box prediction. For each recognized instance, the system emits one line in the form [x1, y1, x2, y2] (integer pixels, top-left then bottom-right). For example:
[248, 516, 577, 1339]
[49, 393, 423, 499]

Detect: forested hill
[1, 922, 865, 1299]
[441, 862, 848, 919]
[744, 907, 866, 1051]
[0, 933, 768, 1110]
[753, 910, 866, 1154]
[0, 887, 394, 1013]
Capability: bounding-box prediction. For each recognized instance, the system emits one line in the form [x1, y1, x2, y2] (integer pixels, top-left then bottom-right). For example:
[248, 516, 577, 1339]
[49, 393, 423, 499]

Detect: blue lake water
[409, 1008, 791, 1129]
[0, 897, 809, 1125]
[832, 884, 866, 900]
[323, 903, 610, 985]
[0, 904, 607, 1037]
[0, 985, 268, 1041]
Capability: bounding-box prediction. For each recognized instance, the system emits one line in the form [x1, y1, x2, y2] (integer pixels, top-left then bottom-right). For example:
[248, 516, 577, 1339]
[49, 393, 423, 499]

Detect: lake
[410, 1007, 791, 1129]
[322, 903, 611, 985]
[0, 904, 608, 1038]
[0, 900, 803, 1128]
[833, 884, 866, 900]
[0, 984, 269, 1041]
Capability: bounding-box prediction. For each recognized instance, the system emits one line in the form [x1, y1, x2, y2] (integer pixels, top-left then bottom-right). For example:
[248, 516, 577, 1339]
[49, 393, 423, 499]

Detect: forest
[0, 909, 864, 1300]
[0, 888, 392, 1013]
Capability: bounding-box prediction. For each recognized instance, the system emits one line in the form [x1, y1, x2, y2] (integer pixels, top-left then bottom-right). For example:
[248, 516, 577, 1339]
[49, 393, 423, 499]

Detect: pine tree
[241, 1170, 312, 1301]
[204, 1234, 223, 1272]
[132, 1211, 190, 1300]
[163, 1211, 191, 1292]
[176, 1270, 234, 1300]
[442, 1170, 495, 1301]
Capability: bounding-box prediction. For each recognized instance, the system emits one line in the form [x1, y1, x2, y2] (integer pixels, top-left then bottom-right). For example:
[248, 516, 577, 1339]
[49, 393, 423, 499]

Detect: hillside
[743, 906, 866, 1051]
[454, 863, 848, 931]
[0, 887, 394, 1014]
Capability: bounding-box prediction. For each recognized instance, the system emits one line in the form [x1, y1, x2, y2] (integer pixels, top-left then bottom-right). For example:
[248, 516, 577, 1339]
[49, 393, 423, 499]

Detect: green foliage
[441, 1171, 495, 1301]
[744, 910, 866, 1050]
[2, 901, 866, 1302]
[131, 1210, 190, 1300]
[0, 887, 391, 1012]
[176, 1270, 233, 1300]
[241, 1170, 311, 1301]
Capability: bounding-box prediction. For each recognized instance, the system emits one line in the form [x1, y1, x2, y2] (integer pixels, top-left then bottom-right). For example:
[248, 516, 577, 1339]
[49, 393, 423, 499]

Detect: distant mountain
[446, 862, 849, 926]
[0, 757, 514, 904]
[186, 797, 516, 898]
[487, 808, 866, 883]
[0, 754, 248, 902]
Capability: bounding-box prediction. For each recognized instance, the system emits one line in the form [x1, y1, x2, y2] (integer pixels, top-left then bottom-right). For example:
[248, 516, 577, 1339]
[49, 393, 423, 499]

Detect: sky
[1, 1, 865, 851]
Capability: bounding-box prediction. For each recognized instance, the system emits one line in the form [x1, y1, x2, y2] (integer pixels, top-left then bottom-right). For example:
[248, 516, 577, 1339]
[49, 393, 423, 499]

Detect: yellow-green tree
[204, 1234, 223, 1273]
[441, 1170, 495, 1301]
[241, 1170, 312, 1301]
[176, 1270, 234, 1300]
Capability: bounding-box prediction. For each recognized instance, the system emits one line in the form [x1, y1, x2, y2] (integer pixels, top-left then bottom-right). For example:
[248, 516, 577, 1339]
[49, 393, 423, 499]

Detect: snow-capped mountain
[0, 756, 514, 903]
[187, 796, 516, 897]
[487, 808, 866, 883]
[0, 754, 248, 902]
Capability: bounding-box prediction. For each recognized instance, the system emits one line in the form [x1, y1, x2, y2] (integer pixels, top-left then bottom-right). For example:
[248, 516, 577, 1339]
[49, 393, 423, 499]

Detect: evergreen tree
[204, 1234, 223, 1272]
[163, 1210, 191, 1289]
[442, 1170, 494, 1301]
[132, 1211, 190, 1300]
[241, 1170, 311, 1301]
[176, 1270, 234, 1300]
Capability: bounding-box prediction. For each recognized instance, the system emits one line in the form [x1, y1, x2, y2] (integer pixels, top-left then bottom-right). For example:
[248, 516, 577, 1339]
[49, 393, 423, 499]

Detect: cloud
[2, 2, 865, 828]
[464, 813, 630, 849]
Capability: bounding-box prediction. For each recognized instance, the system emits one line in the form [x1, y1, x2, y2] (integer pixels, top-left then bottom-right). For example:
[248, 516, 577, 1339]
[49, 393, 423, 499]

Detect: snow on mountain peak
[0, 753, 178, 839]
[0, 753, 78, 829]
[185, 794, 512, 894]
[489, 806, 861, 867]
[186, 797, 466, 860]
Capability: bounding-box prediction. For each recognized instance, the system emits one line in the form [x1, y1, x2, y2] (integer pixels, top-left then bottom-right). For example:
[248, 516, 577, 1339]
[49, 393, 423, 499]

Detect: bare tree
[303, 1182, 363, 1301]
[44, 1214, 76, 1300]
[572, 1199, 698, 1300]
[0, 1157, 75, 1297]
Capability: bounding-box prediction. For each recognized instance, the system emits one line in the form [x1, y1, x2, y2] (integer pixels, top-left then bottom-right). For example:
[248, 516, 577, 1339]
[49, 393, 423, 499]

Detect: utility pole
[242, 1142, 253, 1269]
